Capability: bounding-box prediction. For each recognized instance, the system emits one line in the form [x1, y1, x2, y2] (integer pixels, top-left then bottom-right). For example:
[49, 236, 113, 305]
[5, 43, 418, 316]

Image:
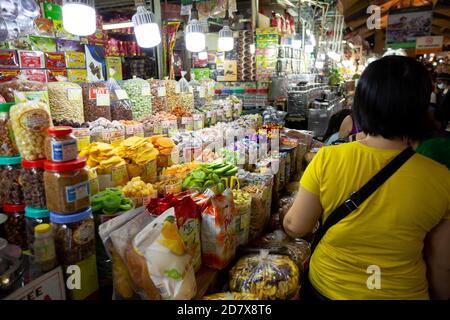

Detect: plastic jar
[50, 207, 95, 265]
[33, 223, 56, 272]
[44, 158, 90, 214]
[0, 156, 24, 205]
[44, 126, 78, 162]
[0, 102, 19, 157]
[21, 159, 46, 208]
[25, 207, 49, 253]
[3, 203, 26, 250]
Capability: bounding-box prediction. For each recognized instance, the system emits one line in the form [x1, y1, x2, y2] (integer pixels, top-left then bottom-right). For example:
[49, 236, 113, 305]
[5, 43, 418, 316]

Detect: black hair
[353, 56, 432, 141]
[322, 109, 352, 142]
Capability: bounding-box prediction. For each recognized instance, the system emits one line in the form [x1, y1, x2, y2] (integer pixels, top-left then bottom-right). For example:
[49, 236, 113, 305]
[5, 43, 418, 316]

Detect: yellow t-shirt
[301, 142, 450, 300]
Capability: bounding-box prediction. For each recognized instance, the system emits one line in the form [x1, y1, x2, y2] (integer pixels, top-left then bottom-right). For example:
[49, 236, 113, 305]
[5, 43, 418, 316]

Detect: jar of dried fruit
[21, 159, 46, 209]
[3, 203, 27, 250]
[0, 102, 19, 157]
[0, 156, 24, 205]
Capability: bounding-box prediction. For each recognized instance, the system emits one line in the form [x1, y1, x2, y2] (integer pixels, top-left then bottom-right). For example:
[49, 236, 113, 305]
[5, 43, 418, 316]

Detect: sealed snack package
[232, 189, 252, 246]
[122, 76, 152, 120]
[200, 188, 237, 270]
[202, 292, 259, 300]
[47, 80, 85, 124]
[81, 82, 112, 122]
[110, 210, 160, 300]
[106, 71, 133, 121]
[133, 207, 197, 299]
[229, 250, 300, 300]
[98, 207, 145, 299]
[0, 77, 47, 102]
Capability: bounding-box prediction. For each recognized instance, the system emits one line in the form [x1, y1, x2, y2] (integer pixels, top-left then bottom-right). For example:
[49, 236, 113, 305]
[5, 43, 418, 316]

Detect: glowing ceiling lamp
[62, 0, 96, 36]
[132, 5, 161, 48]
[185, 1, 205, 53]
[218, 3, 234, 52]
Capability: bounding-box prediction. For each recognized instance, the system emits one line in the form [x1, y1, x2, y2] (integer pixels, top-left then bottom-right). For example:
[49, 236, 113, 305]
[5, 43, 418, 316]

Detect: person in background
[283, 56, 450, 300]
[434, 73, 450, 106]
[322, 109, 352, 145]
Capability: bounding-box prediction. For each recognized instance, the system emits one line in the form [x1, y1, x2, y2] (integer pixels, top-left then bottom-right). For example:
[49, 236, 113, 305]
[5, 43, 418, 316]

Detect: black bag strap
[310, 147, 415, 253]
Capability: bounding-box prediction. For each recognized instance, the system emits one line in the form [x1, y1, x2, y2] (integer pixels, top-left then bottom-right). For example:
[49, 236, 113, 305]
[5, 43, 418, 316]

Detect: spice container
[44, 158, 90, 214]
[33, 223, 56, 272]
[3, 203, 27, 250]
[21, 159, 46, 208]
[9, 100, 52, 161]
[0, 102, 19, 157]
[44, 126, 78, 162]
[0, 156, 23, 205]
[25, 207, 49, 253]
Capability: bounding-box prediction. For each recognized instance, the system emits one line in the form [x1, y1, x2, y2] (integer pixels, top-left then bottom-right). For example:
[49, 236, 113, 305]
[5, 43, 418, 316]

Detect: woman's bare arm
[339, 115, 353, 138]
[283, 187, 322, 238]
[425, 218, 450, 300]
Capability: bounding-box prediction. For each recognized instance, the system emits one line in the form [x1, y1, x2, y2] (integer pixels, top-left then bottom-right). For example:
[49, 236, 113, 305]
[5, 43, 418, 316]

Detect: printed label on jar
[115, 89, 129, 100]
[67, 88, 82, 101]
[157, 86, 166, 97]
[19, 109, 50, 132]
[73, 219, 95, 245]
[51, 139, 78, 162]
[65, 181, 90, 203]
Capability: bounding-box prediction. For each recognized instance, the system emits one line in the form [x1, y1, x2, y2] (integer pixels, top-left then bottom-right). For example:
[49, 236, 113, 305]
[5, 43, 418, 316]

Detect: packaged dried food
[25, 207, 49, 254]
[44, 126, 78, 162]
[51, 207, 99, 300]
[0, 156, 24, 205]
[242, 182, 273, 241]
[202, 292, 259, 300]
[3, 203, 27, 250]
[19, 69, 47, 83]
[189, 74, 207, 107]
[44, 52, 66, 69]
[148, 79, 167, 114]
[9, 100, 52, 160]
[17, 50, 45, 69]
[106, 75, 133, 121]
[200, 188, 237, 270]
[65, 51, 85, 69]
[46, 69, 67, 82]
[67, 69, 87, 83]
[0, 102, 19, 156]
[0, 78, 47, 102]
[232, 189, 252, 246]
[44, 158, 90, 214]
[229, 250, 299, 300]
[21, 159, 46, 208]
[47, 81, 84, 124]
[165, 78, 181, 112]
[122, 77, 152, 120]
[0, 50, 19, 68]
[81, 82, 112, 122]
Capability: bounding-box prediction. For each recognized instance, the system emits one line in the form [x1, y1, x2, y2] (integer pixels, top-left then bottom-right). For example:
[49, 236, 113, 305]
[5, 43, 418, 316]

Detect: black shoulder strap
[310, 147, 415, 252]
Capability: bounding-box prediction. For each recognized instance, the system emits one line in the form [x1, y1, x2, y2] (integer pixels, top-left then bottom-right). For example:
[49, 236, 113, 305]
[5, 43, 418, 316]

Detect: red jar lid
[21, 159, 46, 169]
[47, 126, 73, 136]
[44, 157, 86, 172]
[3, 203, 25, 213]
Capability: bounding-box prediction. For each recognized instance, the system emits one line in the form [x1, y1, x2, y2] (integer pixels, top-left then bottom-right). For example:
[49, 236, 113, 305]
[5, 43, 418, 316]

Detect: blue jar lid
[50, 207, 92, 224]
[25, 207, 49, 219]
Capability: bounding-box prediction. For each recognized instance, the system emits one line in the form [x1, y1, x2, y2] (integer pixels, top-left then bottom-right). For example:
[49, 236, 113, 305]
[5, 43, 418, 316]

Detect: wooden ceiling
[338, 0, 450, 40]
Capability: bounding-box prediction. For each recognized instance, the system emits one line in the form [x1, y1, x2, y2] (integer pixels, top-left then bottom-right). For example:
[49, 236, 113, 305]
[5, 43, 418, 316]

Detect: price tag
[111, 165, 127, 184]
[157, 86, 166, 97]
[153, 124, 163, 134]
[96, 93, 110, 107]
[198, 87, 206, 98]
[206, 111, 211, 118]
[67, 88, 82, 101]
[115, 89, 129, 100]
[141, 86, 151, 96]
[175, 83, 181, 94]
[162, 120, 170, 128]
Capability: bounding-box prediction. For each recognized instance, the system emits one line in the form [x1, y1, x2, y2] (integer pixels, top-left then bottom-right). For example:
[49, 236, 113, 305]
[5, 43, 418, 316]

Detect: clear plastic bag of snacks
[0, 78, 47, 102]
[165, 77, 181, 112]
[178, 72, 194, 113]
[106, 74, 133, 121]
[122, 76, 152, 120]
[47, 80, 85, 124]
[148, 78, 168, 114]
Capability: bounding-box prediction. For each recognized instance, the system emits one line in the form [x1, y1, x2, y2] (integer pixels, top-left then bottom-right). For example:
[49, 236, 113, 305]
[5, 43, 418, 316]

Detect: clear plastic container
[0, 102, 19, 157]
[44, 158, 90, 214]
[0, 156, 23, 205]
[33, 223, 56, 272]
[21, 159, 46, 208]
[44, 126, 78, 162]
[25, 207, 49, 253]
[3, 203, 27, 250]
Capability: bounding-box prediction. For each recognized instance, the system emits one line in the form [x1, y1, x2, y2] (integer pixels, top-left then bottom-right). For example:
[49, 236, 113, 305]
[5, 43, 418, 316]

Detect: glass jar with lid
[0, 102, 19, 157]
[3, 203, 27, 250]
[21, 159, 46, 208]
[25, 207, 49, 254]
[44, 126, 78, 162]
[0, 156, 24, 205]
[44, 158, 90, 214]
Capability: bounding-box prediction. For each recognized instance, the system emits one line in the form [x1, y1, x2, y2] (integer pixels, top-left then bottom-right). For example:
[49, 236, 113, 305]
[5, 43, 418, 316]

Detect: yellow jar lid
[35, 223, 51, 234]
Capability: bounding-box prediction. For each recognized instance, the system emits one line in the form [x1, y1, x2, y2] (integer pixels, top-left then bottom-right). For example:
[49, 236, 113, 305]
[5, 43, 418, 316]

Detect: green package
[44, 2, 62, 20]
[29, 35, 57, 52]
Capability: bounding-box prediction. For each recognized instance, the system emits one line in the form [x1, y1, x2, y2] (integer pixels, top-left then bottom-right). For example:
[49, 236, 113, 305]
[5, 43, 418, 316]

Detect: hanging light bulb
[132, 5, 161, 48]
[217, 3, 234, 52]
[62, 0, 96, 36]
[185, 1, 205, 52]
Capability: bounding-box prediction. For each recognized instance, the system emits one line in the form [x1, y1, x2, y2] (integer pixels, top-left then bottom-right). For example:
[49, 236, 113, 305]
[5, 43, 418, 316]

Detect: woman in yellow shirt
[284, 56, 450, 300]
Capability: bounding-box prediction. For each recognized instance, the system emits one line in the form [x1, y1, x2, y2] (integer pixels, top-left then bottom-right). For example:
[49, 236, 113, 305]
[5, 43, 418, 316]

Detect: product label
[89, 87, 109, 100]
[72, 128, 90, 152]
[179, 218, 201, 271]
[115, 89, 129, 100]
[73, 220, 95, 245]
[153, 123, 162, 134]
[198, 87, 206, 98]
[14, 91, 49, 104]
[51, 139, 78, 162]
[96, 93, 110, 107]
[67, 88, 82, 101]
[141, 86, 151, 96]
[18, 108, 50, 132]
[65, 181, 90, 203]
[157, 86, 166, 97]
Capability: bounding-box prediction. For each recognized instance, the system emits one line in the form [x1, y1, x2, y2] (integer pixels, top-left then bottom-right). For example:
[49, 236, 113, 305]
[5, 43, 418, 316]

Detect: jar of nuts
[24, 207, 50, 254]
[20, 159, 46, 209]
[44, 126, 78, 162]
[3, 203, 27, 250]
[0, 156, 24, 205]
[0, 102, 19, 157]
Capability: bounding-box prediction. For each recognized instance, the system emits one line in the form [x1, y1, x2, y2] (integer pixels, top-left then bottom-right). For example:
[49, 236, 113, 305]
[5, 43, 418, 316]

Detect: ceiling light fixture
[132, 4, 161, 48]
[62, 0, 96, 36]
[185, 0, 206, 53]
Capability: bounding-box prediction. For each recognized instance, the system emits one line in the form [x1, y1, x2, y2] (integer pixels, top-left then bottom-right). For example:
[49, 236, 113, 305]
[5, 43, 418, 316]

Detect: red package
[20, 69, 48, 83]
[0, 69, 21, 82]
[45, 52, 66, 69]
[0, 50, 19, 68]
[47, 69, 68, 82]
[146, 193, 179, 216]
[18, 50, 45, 69]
